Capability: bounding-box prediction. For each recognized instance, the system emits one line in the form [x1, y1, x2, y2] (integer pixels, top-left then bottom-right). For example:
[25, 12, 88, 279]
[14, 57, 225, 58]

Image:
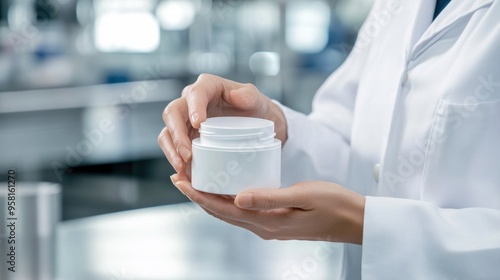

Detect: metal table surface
[57, 202, 343, 280]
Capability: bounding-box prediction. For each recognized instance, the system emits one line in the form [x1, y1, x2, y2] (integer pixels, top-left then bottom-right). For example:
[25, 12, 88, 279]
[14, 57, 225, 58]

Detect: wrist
[346, 195, 366, 245]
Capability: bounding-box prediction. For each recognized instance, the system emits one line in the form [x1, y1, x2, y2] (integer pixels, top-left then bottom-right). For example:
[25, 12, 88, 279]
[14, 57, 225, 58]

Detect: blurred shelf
[0, 80, 182, 172]
[0, 79, 181, 113]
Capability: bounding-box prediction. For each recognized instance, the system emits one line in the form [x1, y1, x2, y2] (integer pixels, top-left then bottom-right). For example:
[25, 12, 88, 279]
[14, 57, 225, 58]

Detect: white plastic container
[191, 117, 281, 194]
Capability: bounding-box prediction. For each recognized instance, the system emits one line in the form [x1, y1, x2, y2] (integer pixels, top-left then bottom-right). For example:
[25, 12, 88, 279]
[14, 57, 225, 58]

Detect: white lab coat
[279, 0, 500, 279]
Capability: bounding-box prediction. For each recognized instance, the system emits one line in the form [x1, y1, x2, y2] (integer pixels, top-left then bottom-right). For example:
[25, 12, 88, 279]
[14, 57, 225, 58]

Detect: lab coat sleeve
[277, 44, 368, 187]
[362, 196, 500, 280]
[276, 103, 350, 187]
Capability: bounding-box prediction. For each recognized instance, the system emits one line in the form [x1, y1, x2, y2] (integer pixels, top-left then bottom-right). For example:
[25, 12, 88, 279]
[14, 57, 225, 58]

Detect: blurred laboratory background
[0, 0, 374, 221]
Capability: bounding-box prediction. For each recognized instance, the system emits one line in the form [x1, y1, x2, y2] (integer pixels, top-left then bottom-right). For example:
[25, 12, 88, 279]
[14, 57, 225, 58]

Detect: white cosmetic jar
[191, 117, 281, 195]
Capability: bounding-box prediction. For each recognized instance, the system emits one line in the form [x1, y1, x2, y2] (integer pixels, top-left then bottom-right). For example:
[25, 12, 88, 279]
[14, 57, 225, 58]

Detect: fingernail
[170, 177, 183, 193]
[178, 146, 192, 162]
[236, 193, 254, 208]
[170, 174, 178, 185]
[191, 113, 199, 124]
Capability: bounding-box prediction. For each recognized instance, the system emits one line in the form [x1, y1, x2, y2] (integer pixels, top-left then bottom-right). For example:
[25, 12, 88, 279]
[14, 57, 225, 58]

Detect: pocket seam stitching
[418, 99, 444, 198]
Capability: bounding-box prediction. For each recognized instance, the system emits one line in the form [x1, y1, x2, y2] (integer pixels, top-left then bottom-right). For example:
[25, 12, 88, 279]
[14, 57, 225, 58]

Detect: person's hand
[171, 174, 366, 244]
[158, 74, 287, 178]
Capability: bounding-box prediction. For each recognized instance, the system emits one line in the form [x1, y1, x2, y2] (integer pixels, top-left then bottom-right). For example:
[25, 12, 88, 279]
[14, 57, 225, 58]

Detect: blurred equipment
[0, 182, 61, 280]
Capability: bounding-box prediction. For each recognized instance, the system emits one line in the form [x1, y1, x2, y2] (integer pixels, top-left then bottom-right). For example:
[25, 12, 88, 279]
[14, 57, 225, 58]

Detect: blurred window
[94, 0, 160, 52]
[286, 0, 330, 53]
[156, 0, 196, 30]
[237, 1, 280, 34]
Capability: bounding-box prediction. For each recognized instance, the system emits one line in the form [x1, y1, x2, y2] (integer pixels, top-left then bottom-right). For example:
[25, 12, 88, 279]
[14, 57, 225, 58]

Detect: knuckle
[182, 85, 202, 104]
[197, 73, 213, 81]
[263, 195, 277, 209]
[162, 98, 182, 121]
[161, 106, 170, 121]
[170, 131, 184, 147]
[244, 83, 258, 92]
[157, 134, 163, 146]
[187, 84, 201, 97]
[157, 128, 167, 145]
[181, 85, 192, 97]
[163, 103, 174, 120]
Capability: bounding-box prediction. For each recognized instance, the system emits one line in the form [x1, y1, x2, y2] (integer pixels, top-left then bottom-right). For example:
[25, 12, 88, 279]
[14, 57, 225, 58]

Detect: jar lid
[198, 117, 276, 147]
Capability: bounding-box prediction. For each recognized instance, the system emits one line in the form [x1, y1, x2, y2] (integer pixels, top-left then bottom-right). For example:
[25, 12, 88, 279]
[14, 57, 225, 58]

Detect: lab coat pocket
[421, 98, 500, 209]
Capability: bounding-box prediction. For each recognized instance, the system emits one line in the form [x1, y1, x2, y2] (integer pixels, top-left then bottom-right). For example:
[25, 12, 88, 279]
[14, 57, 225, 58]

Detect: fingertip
[235, 192, 254, 209]
[190, 110, 208, 128]
[190, 112, 199, 127]
[170, 174, 179, 184]
[186, 92, 207, 129]
[174, 180, 190, 196]
[170, 173, 190, 186]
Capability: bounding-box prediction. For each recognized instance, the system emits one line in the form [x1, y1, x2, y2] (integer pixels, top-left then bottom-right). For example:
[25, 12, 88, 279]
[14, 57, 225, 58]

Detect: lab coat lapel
[374, 0, 433, 170]
[410, 0, 494, 60]
[347, 0, 435, 195]
[398, 0, 435, 56]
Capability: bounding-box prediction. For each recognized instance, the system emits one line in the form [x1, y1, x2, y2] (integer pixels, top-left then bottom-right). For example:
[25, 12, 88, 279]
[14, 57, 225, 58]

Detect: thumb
[234, 187, 307, 210]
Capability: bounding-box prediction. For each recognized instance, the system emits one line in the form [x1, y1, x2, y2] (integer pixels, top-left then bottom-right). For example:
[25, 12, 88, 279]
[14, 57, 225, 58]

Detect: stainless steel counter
[58, 203, 343, 280]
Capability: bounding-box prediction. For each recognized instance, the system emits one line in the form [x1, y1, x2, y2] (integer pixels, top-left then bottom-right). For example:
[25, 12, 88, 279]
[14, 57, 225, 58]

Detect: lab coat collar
[410, 0, 494, 60]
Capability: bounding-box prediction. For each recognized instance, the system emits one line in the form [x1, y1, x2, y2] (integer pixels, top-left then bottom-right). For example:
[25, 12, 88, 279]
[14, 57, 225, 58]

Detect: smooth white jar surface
[191, 117, 281, 194]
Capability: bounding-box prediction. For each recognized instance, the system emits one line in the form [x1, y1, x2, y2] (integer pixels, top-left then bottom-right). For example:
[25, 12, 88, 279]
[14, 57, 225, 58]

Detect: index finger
[162, 98, 193, 163]
[183, 74, 243, 128]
